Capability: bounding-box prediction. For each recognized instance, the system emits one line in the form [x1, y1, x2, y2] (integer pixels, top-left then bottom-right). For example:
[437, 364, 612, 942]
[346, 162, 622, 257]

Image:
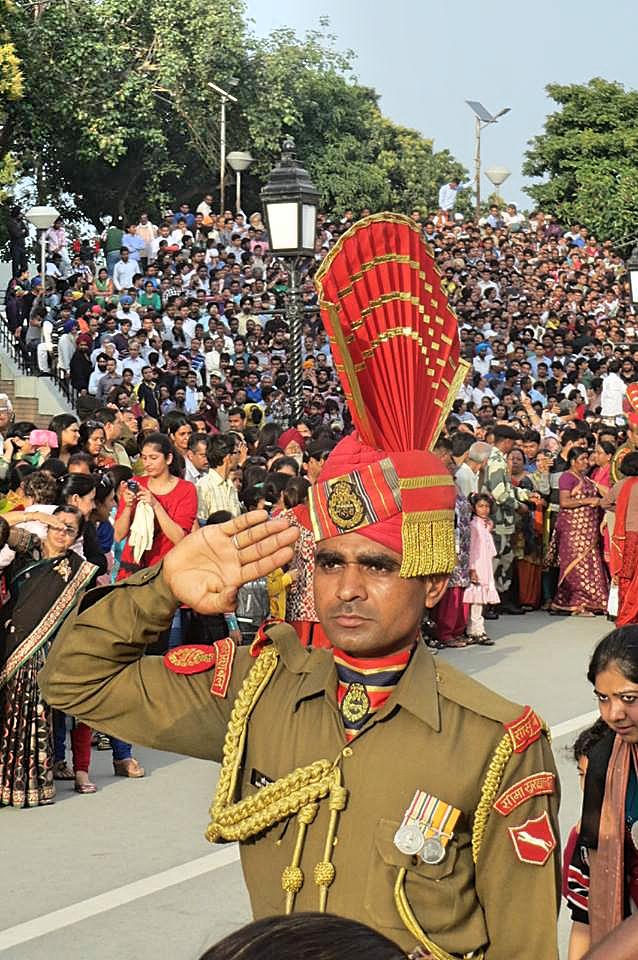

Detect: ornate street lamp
[226, 150, 254, 214]
[26, 204, 59, 294]
[261, 138, 320, 424]
[628, 245, 638, 307]
[261, 137, 319, 257]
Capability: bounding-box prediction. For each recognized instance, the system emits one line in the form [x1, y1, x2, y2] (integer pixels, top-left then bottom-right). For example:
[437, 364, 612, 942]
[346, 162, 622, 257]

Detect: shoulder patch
[508, 811, 557, 865]
[164, 644, 217, 674]
[493, 772, 556, 816]
[210, 637, 236, 698]
[504, 706, 543, 753]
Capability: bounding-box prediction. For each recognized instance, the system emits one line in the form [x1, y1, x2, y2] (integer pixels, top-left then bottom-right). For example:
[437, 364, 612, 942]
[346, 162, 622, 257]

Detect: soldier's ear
[423, 574, 449, 609]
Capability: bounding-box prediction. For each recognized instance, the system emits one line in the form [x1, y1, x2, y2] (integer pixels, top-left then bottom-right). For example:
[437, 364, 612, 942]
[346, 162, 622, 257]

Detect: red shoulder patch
[508, 811, 556, 865]
[164, 645, 217, 675]
[249, 618, 284, 658]
[493, 772, 556, 816]
[210, 637, 236, 698]
[503, 706, 543, 754]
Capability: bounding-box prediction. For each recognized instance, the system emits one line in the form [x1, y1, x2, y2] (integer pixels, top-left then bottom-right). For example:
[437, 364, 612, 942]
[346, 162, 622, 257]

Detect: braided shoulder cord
[471, 732, 514, 863]
[206, 645, 337, 845]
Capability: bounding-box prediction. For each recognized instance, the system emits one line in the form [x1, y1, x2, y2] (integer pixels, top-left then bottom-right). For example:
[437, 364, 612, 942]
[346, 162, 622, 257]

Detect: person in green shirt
[138, 280, 161, 312]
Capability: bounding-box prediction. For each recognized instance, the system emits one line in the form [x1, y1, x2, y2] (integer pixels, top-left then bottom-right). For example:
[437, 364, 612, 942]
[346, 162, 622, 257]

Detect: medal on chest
[340, 681, 370, 724]
[393, 789, 461, 863]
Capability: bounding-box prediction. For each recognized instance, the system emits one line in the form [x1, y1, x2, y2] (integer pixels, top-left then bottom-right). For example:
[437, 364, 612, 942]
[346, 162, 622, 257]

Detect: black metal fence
[0, 313, 79, 411]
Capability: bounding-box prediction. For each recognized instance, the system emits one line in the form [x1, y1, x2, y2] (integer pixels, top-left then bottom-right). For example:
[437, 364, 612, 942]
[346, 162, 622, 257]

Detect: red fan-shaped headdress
[307, 213, 469, 577]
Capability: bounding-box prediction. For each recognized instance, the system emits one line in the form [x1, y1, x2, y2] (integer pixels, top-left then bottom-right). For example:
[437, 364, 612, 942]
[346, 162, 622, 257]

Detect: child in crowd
[463, 493, 499, 645]
[562, 719, 608, 902]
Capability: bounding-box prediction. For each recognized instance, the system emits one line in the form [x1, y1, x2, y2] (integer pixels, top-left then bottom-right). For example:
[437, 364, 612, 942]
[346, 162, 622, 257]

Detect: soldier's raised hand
[163, 510, 299, 615]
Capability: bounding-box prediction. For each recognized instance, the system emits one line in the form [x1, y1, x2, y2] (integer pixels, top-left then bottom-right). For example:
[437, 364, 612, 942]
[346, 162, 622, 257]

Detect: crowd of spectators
[0, 192, 637, 802]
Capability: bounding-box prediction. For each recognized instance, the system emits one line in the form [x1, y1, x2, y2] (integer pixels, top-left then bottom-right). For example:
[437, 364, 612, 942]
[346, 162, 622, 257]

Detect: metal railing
[0, 313, 79, 411]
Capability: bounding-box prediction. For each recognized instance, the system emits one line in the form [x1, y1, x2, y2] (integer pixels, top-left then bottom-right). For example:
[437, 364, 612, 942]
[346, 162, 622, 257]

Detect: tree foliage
[1, 2, 465, 230]
[0, 0, 23, 196]
[523, 78, 638, 241]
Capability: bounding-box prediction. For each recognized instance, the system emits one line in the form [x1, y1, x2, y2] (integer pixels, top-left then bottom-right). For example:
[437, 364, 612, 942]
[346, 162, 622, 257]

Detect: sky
[245, 0, 638, 210]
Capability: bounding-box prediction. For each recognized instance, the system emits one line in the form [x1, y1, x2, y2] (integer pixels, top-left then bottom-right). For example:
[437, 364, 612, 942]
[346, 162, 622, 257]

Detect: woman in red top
[114, 432, 197, 580]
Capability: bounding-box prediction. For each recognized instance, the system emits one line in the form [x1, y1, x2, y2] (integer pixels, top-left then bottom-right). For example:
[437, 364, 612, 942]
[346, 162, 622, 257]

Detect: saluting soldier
[40, 215, 561, 960]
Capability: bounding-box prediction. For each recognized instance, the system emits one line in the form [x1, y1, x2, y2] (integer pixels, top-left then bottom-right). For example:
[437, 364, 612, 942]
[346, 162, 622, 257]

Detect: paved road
[0, 611, 609, 959]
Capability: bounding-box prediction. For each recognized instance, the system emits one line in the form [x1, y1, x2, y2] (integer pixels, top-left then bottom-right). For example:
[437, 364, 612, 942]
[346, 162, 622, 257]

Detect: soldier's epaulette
[436, 660, 547, 750]
[250, 620, 310, 674]
[164, 638, 236, 698]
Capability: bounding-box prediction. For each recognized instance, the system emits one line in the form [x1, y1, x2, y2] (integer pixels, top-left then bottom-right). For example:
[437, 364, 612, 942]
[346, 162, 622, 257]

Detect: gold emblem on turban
[327, 480, 366, 531]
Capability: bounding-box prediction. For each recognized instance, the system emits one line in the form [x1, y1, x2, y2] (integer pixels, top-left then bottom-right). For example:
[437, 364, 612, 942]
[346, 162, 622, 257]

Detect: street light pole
[207, 81, 238, 212]
[474, 116, 481, 217]
[287, 260, 304, 424]
[261, 138, 320, 426]
[466, 102, 511, 219]
[219, 95, 226, 210]
[226, 151, 255, 214]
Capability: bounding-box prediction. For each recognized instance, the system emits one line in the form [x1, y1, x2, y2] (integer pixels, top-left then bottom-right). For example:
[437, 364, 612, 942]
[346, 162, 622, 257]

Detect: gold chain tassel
[282, 802, 319, 913]
[314, 769, 348, 911]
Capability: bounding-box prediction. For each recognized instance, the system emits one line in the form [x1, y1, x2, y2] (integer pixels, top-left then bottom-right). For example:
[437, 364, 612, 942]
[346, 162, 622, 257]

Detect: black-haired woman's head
[7, 460, 36, 491]
[141, 431, 181, 478]
[52, 503, 86, 540]
[48, 414, 80, 454]
[197, 913, 406, 960]
[621, 452, 638, 478]
[58, 472, 97, 518]
[588, 627, 638, 742]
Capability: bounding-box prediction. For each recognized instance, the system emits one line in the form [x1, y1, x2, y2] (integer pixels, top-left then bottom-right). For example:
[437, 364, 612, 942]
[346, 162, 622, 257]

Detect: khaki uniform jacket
[39, 564, 560, 959]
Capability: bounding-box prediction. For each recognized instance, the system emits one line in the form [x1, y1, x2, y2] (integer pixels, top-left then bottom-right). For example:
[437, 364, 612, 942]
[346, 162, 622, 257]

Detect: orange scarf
[589, 736, 638, 943]
[610, 477, 638, 577]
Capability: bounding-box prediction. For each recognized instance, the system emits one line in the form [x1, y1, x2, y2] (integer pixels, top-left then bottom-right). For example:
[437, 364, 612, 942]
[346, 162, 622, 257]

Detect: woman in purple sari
[548, 447, 608, 616]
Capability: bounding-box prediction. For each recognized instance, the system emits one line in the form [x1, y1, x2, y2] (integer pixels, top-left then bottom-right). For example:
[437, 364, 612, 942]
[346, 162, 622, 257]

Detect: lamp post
[26, 204, 59, 297]
[226, 150, 255, 214]
[465, 102, 510, 217]
[207, 81, 238, 211]
[484, 166, 511, 198]
[627, 245, 638, 308]
[261, 137, 320, 425]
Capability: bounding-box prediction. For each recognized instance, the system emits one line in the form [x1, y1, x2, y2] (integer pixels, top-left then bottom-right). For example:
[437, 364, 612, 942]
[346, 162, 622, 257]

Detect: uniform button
[342, 746, 353, 758]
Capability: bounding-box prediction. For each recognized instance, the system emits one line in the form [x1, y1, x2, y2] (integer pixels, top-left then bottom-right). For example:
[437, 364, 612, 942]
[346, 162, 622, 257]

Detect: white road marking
[550, 710, 598, 740]
[0, 846, 240, 952]
[0, 707, 601, 950]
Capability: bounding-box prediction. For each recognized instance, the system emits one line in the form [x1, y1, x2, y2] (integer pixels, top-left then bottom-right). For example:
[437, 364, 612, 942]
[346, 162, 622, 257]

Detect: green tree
[0, 0, 23, 196]
[523, 78, 638, 240]
[1, 4, 466, 229]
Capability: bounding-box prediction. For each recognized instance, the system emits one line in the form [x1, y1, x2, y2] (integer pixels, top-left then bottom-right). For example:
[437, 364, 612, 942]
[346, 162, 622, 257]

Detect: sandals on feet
[113, 758, 145, 778]
[477, 634, 495, 646]
[74, 780, 97, 794]
[53, 760, 74, 780]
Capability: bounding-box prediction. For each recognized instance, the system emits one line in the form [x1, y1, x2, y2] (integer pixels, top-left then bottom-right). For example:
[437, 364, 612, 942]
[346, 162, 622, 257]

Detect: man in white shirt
[600, 362, 627, 420]
[184, 431, 209, 484]
[196, 194, 214, 219]
[195, 434, 241, 521]
[472, 343, 493, 376]
[112, 248, 139, 292]
[123, 340, 146, 384]
[136, 213, 157, 263]
[456, 441, 491, 497]
[438, 178, 470, 217]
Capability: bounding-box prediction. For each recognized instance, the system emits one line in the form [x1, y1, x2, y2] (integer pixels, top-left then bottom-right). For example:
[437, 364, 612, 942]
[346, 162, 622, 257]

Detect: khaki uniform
[39, 564, 560, 959]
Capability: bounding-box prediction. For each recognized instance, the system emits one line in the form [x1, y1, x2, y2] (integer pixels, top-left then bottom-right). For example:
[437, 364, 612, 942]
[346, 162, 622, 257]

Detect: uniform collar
[293, 638, 441, 731]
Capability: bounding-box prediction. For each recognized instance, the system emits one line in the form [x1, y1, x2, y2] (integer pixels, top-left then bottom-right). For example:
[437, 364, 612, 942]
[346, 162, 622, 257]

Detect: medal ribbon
[401, 789, 461, 849]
